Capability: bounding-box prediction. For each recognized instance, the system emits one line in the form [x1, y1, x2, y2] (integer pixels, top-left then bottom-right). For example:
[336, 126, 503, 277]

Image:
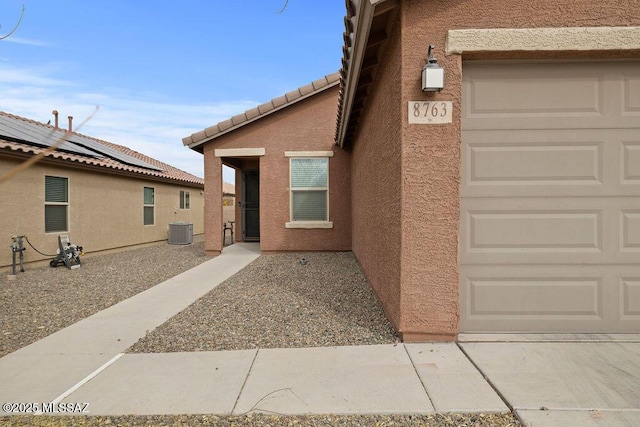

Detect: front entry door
[243, 171, 260, 241]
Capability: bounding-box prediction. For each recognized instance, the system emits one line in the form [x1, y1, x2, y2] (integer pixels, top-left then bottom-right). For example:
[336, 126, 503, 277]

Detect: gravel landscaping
[1, 241, 522, 426]
[1, 413, 522, 426]
[0, 236, 209, 358]
[128, 251, 400, 353]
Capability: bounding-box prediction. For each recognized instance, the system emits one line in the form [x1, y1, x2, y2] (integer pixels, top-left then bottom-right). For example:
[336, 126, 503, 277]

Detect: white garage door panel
[464, 206, 602, 256]
[461, 265, 640, 332]
[622, 279, 640, 318]
[461, 61, 640, 332]
[464, 62, 640, 130]
[468, 141, 601, 183]
[623, 141, 640, 181]
[462, 129, 640, 198]
[461, 197, 640, 265]
[623, 70, 640, 113]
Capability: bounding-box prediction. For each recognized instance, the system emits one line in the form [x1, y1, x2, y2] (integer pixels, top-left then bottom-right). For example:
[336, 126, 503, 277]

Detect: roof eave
[0, 145, 204, 188]
[184, 77, 341, 152]
[336, 0, 398, 148]
[336, 0, 376, 148]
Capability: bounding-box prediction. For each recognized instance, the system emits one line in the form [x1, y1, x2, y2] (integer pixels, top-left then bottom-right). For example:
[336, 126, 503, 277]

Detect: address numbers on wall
[408, 101, 453, 124]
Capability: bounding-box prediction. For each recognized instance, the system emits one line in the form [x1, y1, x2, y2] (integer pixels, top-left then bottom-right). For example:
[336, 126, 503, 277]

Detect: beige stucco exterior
[446, 26, 640, 54]
[185, 0, 640, 341]
[0, 157, 204, 269]
[350, 12, 404, 334]
[344, 0, 640, 341]
[199, 86, 351, 256]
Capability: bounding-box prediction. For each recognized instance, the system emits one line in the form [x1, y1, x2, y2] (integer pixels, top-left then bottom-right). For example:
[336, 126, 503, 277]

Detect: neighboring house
[0, 111, 204, 270]
[222, 181, 235, 226]
[184, 0, 640, 340]
[183, 73, 351, 253]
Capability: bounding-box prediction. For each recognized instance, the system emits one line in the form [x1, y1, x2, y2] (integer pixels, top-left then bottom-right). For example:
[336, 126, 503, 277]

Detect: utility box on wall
[168, 222, 193, 245]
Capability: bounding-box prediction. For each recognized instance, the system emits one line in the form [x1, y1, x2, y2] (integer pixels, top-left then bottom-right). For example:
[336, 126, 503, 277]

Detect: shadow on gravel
[128, 251, 400, 353]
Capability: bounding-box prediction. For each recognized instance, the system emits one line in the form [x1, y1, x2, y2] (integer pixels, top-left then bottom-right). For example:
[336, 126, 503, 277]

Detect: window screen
[144, 187, 154, 205]
[290, 158, 328, 221]
[292, 190, 327, 221]
[45, 205, 67, 233]
[144, 187, 155, 225]
[291, 158, 328, 188]
[45, 176, 68, 232]
[180, 190, 190, 209]
[45, 176, 68, 203]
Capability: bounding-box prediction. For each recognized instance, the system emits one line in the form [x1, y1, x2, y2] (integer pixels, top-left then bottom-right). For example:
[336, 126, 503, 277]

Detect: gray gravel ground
[0, 236, 209, 358]
[128, 251, 399, 353]
[0, 413, 522, 426]
[0, 241, 522, 426]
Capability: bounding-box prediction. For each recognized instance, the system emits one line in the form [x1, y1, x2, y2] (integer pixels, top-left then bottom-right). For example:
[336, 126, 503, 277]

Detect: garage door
[460, 61, 640, 332]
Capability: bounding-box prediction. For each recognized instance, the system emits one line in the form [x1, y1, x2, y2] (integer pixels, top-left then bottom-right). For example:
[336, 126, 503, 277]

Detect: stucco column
[203, 147, 223, 256]
[399, 3, 461, 341]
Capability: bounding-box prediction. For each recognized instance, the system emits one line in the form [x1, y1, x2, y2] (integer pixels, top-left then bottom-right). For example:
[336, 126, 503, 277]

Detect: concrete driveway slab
[459, 334, 640, 343]
[233, 344, 433, 415]
[517, 409, 640, 427]
[64, 350, 257, 415]
[405, 343, 508, 412]
[0, 353, 115, 407]
[460, 342, 640, 411]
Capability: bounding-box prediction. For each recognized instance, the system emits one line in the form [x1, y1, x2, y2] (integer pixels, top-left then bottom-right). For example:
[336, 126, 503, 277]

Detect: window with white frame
[285, 151, 333, 228]
[143, 187, 155, 225]
[45, 175, 68, 233]
[180, 190, 190, 209]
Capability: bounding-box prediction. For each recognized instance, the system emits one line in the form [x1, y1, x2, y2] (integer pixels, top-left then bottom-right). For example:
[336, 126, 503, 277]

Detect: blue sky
[0, 1, 345, 181]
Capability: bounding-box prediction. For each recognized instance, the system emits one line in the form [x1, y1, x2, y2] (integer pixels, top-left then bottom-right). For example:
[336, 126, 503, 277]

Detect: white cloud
[0, 67, 71, 87]
[0, 65, 258, 179]
[3, 36, 50, 47]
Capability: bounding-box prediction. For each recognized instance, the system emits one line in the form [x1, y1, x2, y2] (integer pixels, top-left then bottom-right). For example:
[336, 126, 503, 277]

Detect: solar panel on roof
[67, 134, 162, 171]
[0, 114, 162, 172]
[0, 115, 104, 158]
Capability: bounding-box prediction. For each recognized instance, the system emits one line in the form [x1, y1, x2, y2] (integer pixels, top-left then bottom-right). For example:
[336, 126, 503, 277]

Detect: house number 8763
[413, 102, 447, 118]
[408, 100, 453, 124]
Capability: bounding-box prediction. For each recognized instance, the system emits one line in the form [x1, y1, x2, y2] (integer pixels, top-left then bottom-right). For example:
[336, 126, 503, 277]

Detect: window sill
[285, 221, 333, 229]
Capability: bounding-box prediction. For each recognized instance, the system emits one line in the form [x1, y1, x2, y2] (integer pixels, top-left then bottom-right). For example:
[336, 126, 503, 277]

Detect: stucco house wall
[198, 85, 351, 255]
[349, 11, 404, 333]
[339, 0, 640, 340]
[1, 112, 204, 270]
[183, 0, 639, 340]
[402, 0, 639, 339]
[1, 159, 204, 269]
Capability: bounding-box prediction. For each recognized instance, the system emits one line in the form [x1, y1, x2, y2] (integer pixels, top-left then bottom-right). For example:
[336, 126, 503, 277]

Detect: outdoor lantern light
[422, 45, 444, 92]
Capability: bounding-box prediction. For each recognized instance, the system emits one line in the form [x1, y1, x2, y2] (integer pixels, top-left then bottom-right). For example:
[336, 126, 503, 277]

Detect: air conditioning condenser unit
[168, 222, 193, 245]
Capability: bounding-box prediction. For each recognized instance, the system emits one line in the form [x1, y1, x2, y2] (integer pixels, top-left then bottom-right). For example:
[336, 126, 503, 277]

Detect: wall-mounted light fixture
[422, 45, 444, 93]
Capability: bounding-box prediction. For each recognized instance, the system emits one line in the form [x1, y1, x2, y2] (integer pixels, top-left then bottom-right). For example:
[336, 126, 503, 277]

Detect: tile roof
[335, 0, 399, 147]
[223, 182, 235, 196]
[183, 72, 341, 152]
[0, 111, 204, 187]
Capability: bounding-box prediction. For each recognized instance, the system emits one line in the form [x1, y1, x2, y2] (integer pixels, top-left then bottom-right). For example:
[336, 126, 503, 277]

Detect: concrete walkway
[1, 243, 639, 426]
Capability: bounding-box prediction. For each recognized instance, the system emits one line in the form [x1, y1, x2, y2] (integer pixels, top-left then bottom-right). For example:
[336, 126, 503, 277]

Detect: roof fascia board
[373, 0, 397, 16]
[336, 0, 377, 148]
[186, 80, 340, 152]
[0, 148, 204, 189]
